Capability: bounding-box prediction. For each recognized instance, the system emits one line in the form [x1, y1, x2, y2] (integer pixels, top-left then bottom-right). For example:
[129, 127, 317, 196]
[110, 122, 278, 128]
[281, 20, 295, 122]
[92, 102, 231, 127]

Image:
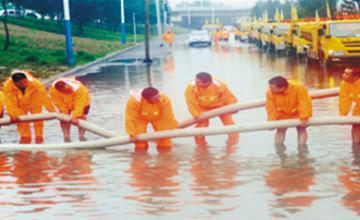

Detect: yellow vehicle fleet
[300, 18, 360, 66]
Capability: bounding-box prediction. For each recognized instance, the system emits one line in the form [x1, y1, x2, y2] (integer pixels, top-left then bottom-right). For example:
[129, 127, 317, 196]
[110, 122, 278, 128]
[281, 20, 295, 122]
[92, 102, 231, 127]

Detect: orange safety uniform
[266, 79, 312, 121]
[339, 78, 360, 116]
[213, 31, 220, 44]
[125, 90, 178, 148]
[233, 27, 239, 40]
[185, 77, 239, 138]
[161, 31, 174, 44]
[0, 91, 4, 117]
[49, 78, 91, 119]
[3, 71, 55, 140]
[221, 29, 230, 40]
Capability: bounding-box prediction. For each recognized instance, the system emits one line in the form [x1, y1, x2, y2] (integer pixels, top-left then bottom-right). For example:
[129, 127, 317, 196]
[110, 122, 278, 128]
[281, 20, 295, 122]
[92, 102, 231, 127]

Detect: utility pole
[155, 0, 162, 39]
[120, 0, 126, 44]
[133, 13, 137, 44]
[163, 0, 168, 31]
[144, 0, 152, 63]
[63, 0, 73, 65]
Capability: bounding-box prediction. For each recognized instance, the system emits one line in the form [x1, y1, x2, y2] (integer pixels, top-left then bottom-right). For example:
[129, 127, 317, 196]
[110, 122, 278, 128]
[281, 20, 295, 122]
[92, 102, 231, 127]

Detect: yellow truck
[256, 22, 266, 49]
[249, 22, 259, 44]
[269, 23, 291, 53]
[202, 23, 223, 37]
[300, 19, 360, 66]
[261, 23, 273, 50]
[238, 22, 250, 42]
[283, 20, 311, 57]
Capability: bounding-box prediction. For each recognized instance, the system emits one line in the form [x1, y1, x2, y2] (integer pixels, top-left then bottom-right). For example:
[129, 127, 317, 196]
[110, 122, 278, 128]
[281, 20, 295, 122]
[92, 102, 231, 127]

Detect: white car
[0, 9, 21, 17]
[189, 30, 211, 47]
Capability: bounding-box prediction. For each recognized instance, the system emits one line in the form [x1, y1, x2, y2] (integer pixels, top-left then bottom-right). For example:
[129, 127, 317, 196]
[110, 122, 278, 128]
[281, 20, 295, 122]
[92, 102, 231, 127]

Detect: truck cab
[300, 19, 360, 66]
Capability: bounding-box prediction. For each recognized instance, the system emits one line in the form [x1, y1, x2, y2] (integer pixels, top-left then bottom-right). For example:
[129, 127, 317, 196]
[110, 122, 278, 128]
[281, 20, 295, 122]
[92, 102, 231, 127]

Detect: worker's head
[54, 80, 73, 94]
[268, 76, 288, 94]
[142, 87, 161, 104]
[167, 30, 172, 34]
[11, 71, 28, 88]
[195, 72, 212, 88]
[343, 67, 360, 83]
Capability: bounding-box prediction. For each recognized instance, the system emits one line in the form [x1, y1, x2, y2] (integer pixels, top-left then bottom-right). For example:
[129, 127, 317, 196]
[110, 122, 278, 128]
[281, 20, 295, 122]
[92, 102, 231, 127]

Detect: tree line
[251, 0, 337, 20]
[1, 0, 170, 50]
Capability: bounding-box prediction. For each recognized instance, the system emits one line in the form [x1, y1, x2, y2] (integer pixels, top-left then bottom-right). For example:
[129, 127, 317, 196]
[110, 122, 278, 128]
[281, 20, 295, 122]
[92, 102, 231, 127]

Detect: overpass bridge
[170, 6, 251, 30]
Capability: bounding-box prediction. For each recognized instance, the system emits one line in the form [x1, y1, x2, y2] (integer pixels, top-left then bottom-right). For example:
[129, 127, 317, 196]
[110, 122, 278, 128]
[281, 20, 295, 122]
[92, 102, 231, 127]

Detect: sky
[167, 0, 256, 9]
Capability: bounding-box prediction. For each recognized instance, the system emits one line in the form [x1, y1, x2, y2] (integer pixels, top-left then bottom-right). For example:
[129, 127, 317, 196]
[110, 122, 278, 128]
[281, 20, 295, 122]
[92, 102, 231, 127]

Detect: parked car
[189, 30, 211, 47]
[24, 10, 41, 19]
[0, 9, 21, 17]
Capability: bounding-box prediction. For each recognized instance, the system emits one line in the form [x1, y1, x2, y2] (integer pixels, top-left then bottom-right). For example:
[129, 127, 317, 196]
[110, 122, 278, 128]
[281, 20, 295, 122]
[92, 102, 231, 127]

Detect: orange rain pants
[339, 78, 360, 116]
[0, 91, 4, 117]
[213, 31, 220, 44]
[185, 78, 239, 139]
[265, 79, 312, 122]
[3, 72, 55, 141]
[126, 91, 178, 148]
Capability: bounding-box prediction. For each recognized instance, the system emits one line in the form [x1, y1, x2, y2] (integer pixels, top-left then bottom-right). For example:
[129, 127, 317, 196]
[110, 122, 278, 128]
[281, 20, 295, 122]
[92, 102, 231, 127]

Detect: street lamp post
[163, 0, 168, 31]
[133, 13, 137, 44]
[63, 0, 74, 65]
[144, 0, 152, 63]
[120, 0, 126, 44]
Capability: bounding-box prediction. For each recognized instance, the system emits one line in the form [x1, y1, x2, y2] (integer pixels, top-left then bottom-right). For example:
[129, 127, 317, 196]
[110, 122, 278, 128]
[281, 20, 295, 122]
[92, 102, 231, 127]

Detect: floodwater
[0, 35, 358, 219]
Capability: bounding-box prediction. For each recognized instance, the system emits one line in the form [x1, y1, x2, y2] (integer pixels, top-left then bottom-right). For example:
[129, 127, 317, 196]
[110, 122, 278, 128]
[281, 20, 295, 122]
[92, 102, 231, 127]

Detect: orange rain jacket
[339, 78, 360, 116]
[221, 29, 230, 39]
[213, 31, 220, 43]
[0, 91, 4, 116]
[125, 90, 178, 137]
[266, 79, 312, 121]
[185, 78, 237, 118]
[3, 71, 55, 117]
[162, 31, 174, 44]
[49, 78, 90, 119]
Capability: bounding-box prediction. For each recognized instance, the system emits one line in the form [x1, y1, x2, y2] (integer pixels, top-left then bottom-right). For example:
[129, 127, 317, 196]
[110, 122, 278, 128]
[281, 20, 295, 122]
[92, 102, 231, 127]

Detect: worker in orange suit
[339, 67, 360, 144]
[233, 26, 240, 41]
[3, 70, 55, 144]
[184, 72, 239, 141]
[266, 76, 312, 146]
[213, 29, 220, 44]
[125, 87, 178, 150]
[50, 78, 91, 143]
[161, 30, 174, 53]
[0, 91, 4, 127]
[221, 28, 230, 41]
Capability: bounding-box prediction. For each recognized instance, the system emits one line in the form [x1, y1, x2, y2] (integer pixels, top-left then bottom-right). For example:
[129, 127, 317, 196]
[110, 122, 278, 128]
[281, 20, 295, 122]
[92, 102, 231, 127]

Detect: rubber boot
[64, 137, 71, 143]
[35, 136, 44, 144]
[19, 137, 31, 144]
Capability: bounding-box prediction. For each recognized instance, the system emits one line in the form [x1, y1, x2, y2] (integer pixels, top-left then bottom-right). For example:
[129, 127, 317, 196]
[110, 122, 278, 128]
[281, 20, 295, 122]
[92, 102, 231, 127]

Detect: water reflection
[163, 54, 175, 74]
[0, 151, 98, 215]
[189, 139, 242, 217]
[264, 144, 318, 217]
[124, 149, 181, 215]
[337, 144, 360, 215]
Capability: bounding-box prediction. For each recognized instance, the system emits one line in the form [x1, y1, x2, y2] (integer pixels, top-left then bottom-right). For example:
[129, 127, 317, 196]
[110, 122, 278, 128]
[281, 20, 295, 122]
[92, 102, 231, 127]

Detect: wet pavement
[0, 34, 359, 219]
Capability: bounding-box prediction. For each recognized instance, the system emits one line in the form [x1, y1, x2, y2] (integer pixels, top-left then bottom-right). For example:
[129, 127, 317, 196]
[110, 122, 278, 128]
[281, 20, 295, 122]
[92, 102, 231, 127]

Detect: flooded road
[0, 35, 359, 219]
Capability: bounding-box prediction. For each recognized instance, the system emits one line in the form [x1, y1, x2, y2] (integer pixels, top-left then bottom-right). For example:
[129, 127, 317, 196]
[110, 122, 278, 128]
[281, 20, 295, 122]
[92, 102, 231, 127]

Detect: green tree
[1, 0, 10, 50]
[297, 0, 336, 18]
